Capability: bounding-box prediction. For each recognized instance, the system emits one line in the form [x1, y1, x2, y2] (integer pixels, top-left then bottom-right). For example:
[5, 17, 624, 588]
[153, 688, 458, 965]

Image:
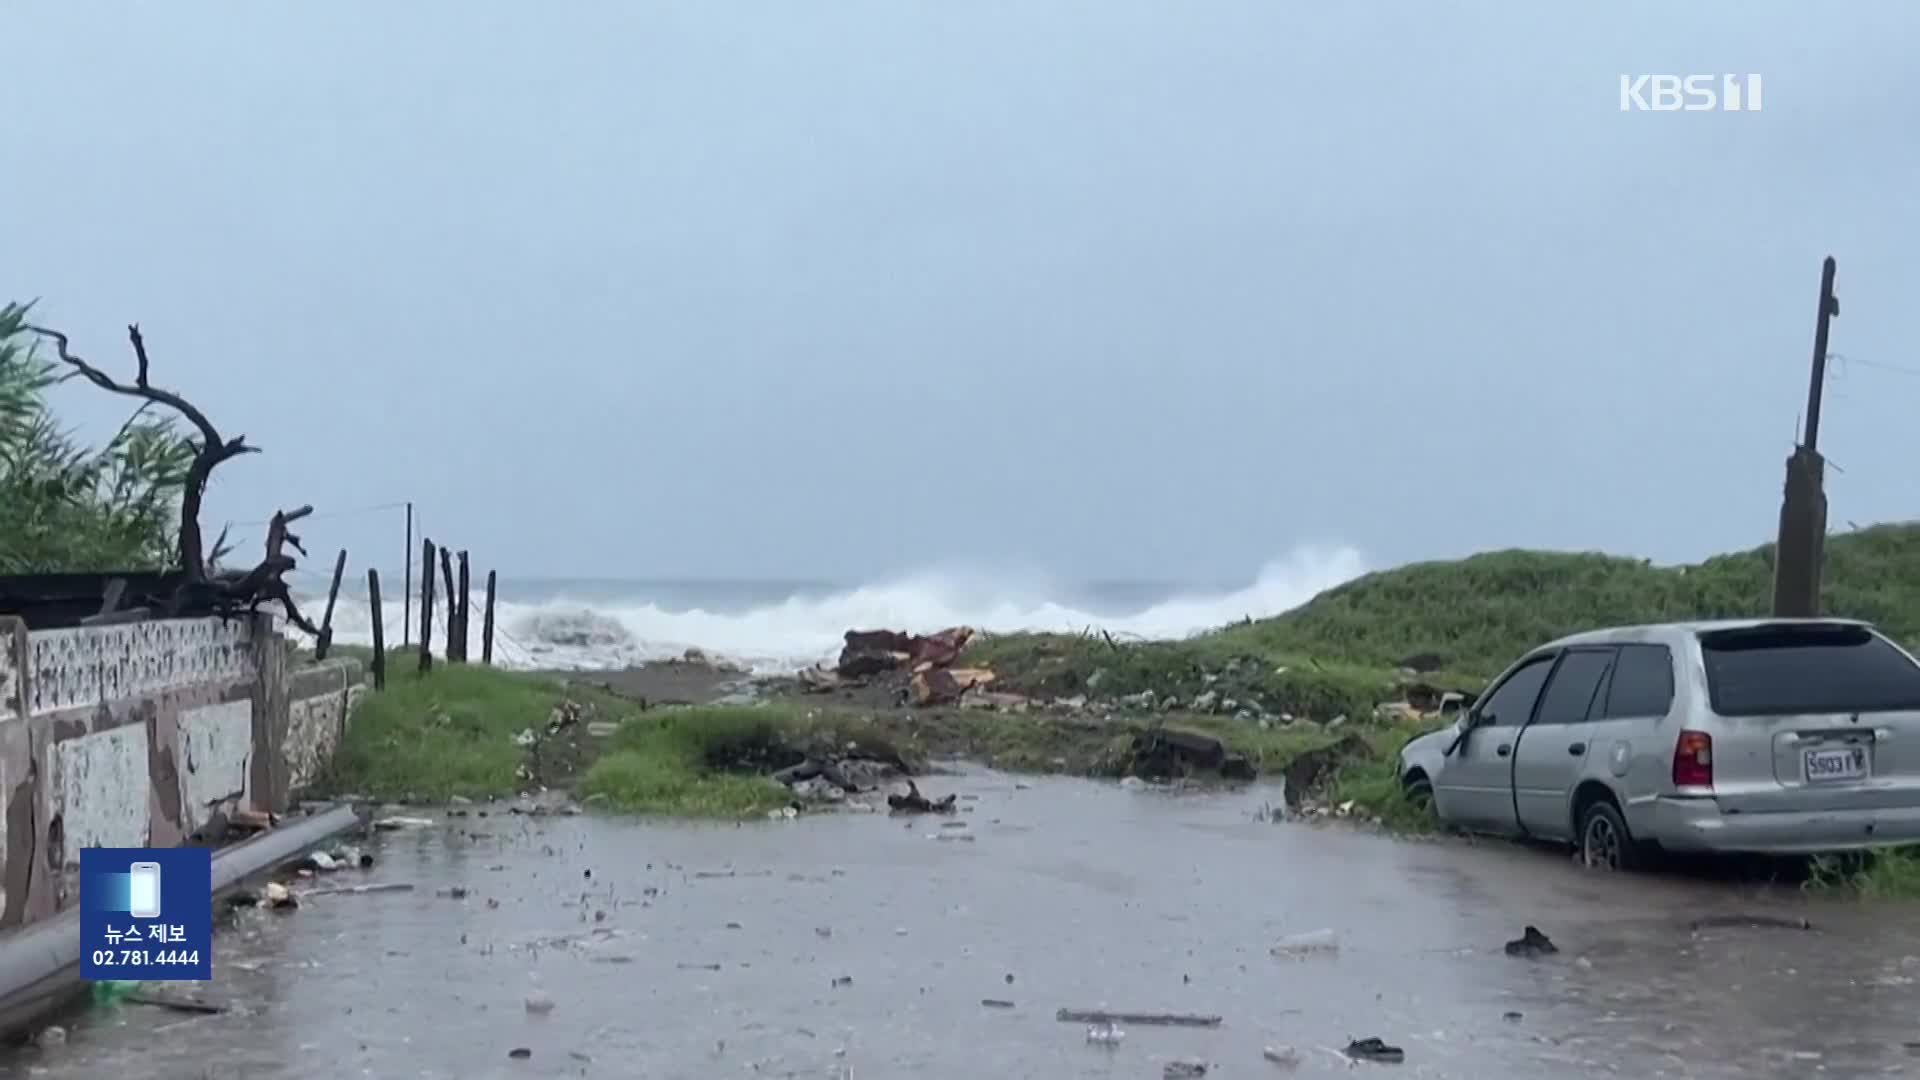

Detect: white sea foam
[311, 543, 1367, 674]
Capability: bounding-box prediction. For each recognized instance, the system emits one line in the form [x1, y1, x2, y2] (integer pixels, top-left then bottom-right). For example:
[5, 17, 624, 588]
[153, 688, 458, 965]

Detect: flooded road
[15, 769, 1920, 1079]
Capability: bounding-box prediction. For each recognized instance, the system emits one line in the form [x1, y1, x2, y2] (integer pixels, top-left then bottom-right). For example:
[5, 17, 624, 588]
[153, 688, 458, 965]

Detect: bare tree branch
[25, 322, 260, 580]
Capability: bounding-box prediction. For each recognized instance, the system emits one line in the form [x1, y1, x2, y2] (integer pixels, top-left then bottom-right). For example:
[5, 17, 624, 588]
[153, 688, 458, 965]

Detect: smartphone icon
[128, 862, 162, 919]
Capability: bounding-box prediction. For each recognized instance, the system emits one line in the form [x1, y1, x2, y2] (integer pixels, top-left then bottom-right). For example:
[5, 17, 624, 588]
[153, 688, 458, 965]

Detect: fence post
[482, 570, 497, 665]
[403, 502, 413, 647]
[316, 548, 348, 660]
[437, 547, 457, 662]
[419, 539, 436, 673]
[455, 551, 471, 663]
[367, 568, 387, 691]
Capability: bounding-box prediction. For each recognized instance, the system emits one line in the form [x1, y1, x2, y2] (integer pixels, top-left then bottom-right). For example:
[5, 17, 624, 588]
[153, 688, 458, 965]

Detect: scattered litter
[35, 1025, 66, 1049]
[373, 816, 435, 831]
[508, 1047, 532, 1060]
[437, 886, 469, 900]
[1504, 926, 1557, 957]
[981, 999, 1015, 1009]
[1345, 1037, 1405, 1064]
[1574, 956, 1593, 970]
[525, 991, 556, 1014]
[301, 851, 339, 872]
[1057, 1008, 1222, 1028]
[815, 927, 832, 938]
[832, 976, 853, 988]
[1502, 1011, 1523, 1023]
[1271, 929, 1340, 958]
[678, 963, 722, 972]
[1085, 1022, 1125, 1046]
[263, 882, 297, 910]
[934, 833, 976, 843]
[513, 728, 537, 748]
[1165, 1061, 1208, 1079]
[1263, 1044, 1301, 1068]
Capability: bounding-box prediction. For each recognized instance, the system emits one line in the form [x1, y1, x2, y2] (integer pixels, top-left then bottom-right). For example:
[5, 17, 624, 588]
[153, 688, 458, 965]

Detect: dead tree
[25, 323, 322, 636]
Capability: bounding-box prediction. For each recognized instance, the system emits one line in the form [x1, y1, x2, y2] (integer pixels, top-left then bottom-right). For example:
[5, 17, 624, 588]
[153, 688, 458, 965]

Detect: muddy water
[16, 770, 1920, 1079]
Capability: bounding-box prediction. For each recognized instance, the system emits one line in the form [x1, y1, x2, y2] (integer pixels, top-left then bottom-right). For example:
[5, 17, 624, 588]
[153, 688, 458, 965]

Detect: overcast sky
[6, 2, 1917, 583]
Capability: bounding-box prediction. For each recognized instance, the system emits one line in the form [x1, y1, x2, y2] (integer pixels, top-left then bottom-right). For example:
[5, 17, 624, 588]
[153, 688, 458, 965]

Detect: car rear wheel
[1578, 799, 1641, 871]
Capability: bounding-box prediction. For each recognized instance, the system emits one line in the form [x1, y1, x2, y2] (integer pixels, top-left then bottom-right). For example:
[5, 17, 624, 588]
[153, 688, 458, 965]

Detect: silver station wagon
[1397, 618, 1920, 869]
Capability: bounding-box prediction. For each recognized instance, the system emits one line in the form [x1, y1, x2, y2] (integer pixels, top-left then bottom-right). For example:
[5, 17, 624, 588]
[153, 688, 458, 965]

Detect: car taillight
[1673, 730, 1714, 788]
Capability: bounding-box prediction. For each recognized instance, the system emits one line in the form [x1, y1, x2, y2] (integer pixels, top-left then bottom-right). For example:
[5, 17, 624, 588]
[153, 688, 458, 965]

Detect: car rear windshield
[1699, 624, 1920, 717]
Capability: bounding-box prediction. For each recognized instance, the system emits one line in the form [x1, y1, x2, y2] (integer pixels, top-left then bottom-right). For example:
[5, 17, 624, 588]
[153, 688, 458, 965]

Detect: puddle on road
[14, 769, 1920, 1079]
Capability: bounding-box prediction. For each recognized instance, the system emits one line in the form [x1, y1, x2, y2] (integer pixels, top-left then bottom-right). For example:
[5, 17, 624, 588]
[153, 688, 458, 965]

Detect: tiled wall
[0, 615, 359, 928]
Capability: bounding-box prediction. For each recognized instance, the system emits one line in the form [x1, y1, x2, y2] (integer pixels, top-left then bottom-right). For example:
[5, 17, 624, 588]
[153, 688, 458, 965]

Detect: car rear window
[1699, 623, 1920, 717]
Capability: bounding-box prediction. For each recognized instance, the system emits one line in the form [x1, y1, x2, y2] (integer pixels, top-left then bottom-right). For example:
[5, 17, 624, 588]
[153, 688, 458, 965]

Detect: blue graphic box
[80, 847, 212, 981]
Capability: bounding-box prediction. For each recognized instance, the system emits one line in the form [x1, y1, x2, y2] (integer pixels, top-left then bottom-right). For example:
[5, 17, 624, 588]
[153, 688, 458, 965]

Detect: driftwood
[123, 992, 227, 1016]
[25, 323, 322, 635]
[886, 779, 957, 814]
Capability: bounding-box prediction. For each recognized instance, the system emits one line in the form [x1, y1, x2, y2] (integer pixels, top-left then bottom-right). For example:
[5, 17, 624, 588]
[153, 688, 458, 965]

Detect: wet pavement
[13, 769, 1920, 1079]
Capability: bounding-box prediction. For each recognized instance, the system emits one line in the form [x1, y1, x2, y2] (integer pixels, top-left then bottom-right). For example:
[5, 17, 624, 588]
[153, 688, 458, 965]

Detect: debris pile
[798, 626, 997, 707]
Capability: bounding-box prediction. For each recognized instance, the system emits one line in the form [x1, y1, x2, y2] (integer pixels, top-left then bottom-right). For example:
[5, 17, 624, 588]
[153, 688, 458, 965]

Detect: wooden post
[482, 570, 497, 665]
[315, 548, 348, 660]
[403, 501, 414, 647]
[367, 568, 387, 691]
[455, 551, 471, 663]
[438, 547, 457, 662]
[419, 539, 436, 673]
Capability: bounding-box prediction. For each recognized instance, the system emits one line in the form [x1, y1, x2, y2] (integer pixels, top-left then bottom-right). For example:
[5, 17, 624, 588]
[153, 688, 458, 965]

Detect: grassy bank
[319, 659, 1428, 816]
[972, 524, 1920, 703]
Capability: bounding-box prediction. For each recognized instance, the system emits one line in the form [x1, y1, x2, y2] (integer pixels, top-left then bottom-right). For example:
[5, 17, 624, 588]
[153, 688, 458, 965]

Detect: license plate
[1804, 745, 1869, 783]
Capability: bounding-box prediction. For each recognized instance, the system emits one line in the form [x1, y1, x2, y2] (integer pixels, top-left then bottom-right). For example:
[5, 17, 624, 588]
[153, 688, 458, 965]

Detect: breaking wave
[311, 544, 1367, 674]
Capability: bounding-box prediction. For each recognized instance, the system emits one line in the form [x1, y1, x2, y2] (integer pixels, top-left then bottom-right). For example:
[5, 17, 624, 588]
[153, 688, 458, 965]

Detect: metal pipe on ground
[0, 803, 366, 1038]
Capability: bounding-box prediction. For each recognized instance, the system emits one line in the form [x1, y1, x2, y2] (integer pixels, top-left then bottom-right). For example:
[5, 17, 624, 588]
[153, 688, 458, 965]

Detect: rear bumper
[1649, 796, 1920, 854]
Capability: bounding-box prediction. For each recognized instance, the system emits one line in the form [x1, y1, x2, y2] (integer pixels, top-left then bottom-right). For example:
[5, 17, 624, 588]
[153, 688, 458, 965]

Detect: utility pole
[1771, 256, 1840, 617]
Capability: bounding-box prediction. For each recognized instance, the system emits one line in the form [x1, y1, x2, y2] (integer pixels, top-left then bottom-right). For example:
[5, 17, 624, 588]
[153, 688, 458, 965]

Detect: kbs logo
[1619, 74, 1763, 112]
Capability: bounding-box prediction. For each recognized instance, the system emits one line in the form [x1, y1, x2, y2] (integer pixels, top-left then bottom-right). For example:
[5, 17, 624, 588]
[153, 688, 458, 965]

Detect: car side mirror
[1443, 715, 1471, 757]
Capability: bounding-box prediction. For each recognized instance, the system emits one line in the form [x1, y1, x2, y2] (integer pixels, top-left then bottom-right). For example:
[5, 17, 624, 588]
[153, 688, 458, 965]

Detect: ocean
[298, 543, 1367, 674]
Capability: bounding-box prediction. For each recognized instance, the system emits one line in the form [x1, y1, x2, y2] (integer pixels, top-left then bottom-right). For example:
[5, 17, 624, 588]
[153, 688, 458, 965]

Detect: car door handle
[1568, 742, 1587, 756]
[1496, 743, 1511, 757]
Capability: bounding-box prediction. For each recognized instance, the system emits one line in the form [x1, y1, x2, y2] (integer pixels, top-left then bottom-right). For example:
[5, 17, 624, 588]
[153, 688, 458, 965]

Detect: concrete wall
[0, 614, 358, 928]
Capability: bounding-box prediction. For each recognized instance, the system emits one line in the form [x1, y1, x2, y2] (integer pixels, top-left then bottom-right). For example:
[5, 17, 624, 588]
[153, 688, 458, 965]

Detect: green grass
[1214, 523, 1920, 678]
[970, 523, 1920, 721]
[581, 704, 825, 816]
[1806, 847, 1920, 899]
[1324, 721, 1443, 832]
[319, 663, 588, 800]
